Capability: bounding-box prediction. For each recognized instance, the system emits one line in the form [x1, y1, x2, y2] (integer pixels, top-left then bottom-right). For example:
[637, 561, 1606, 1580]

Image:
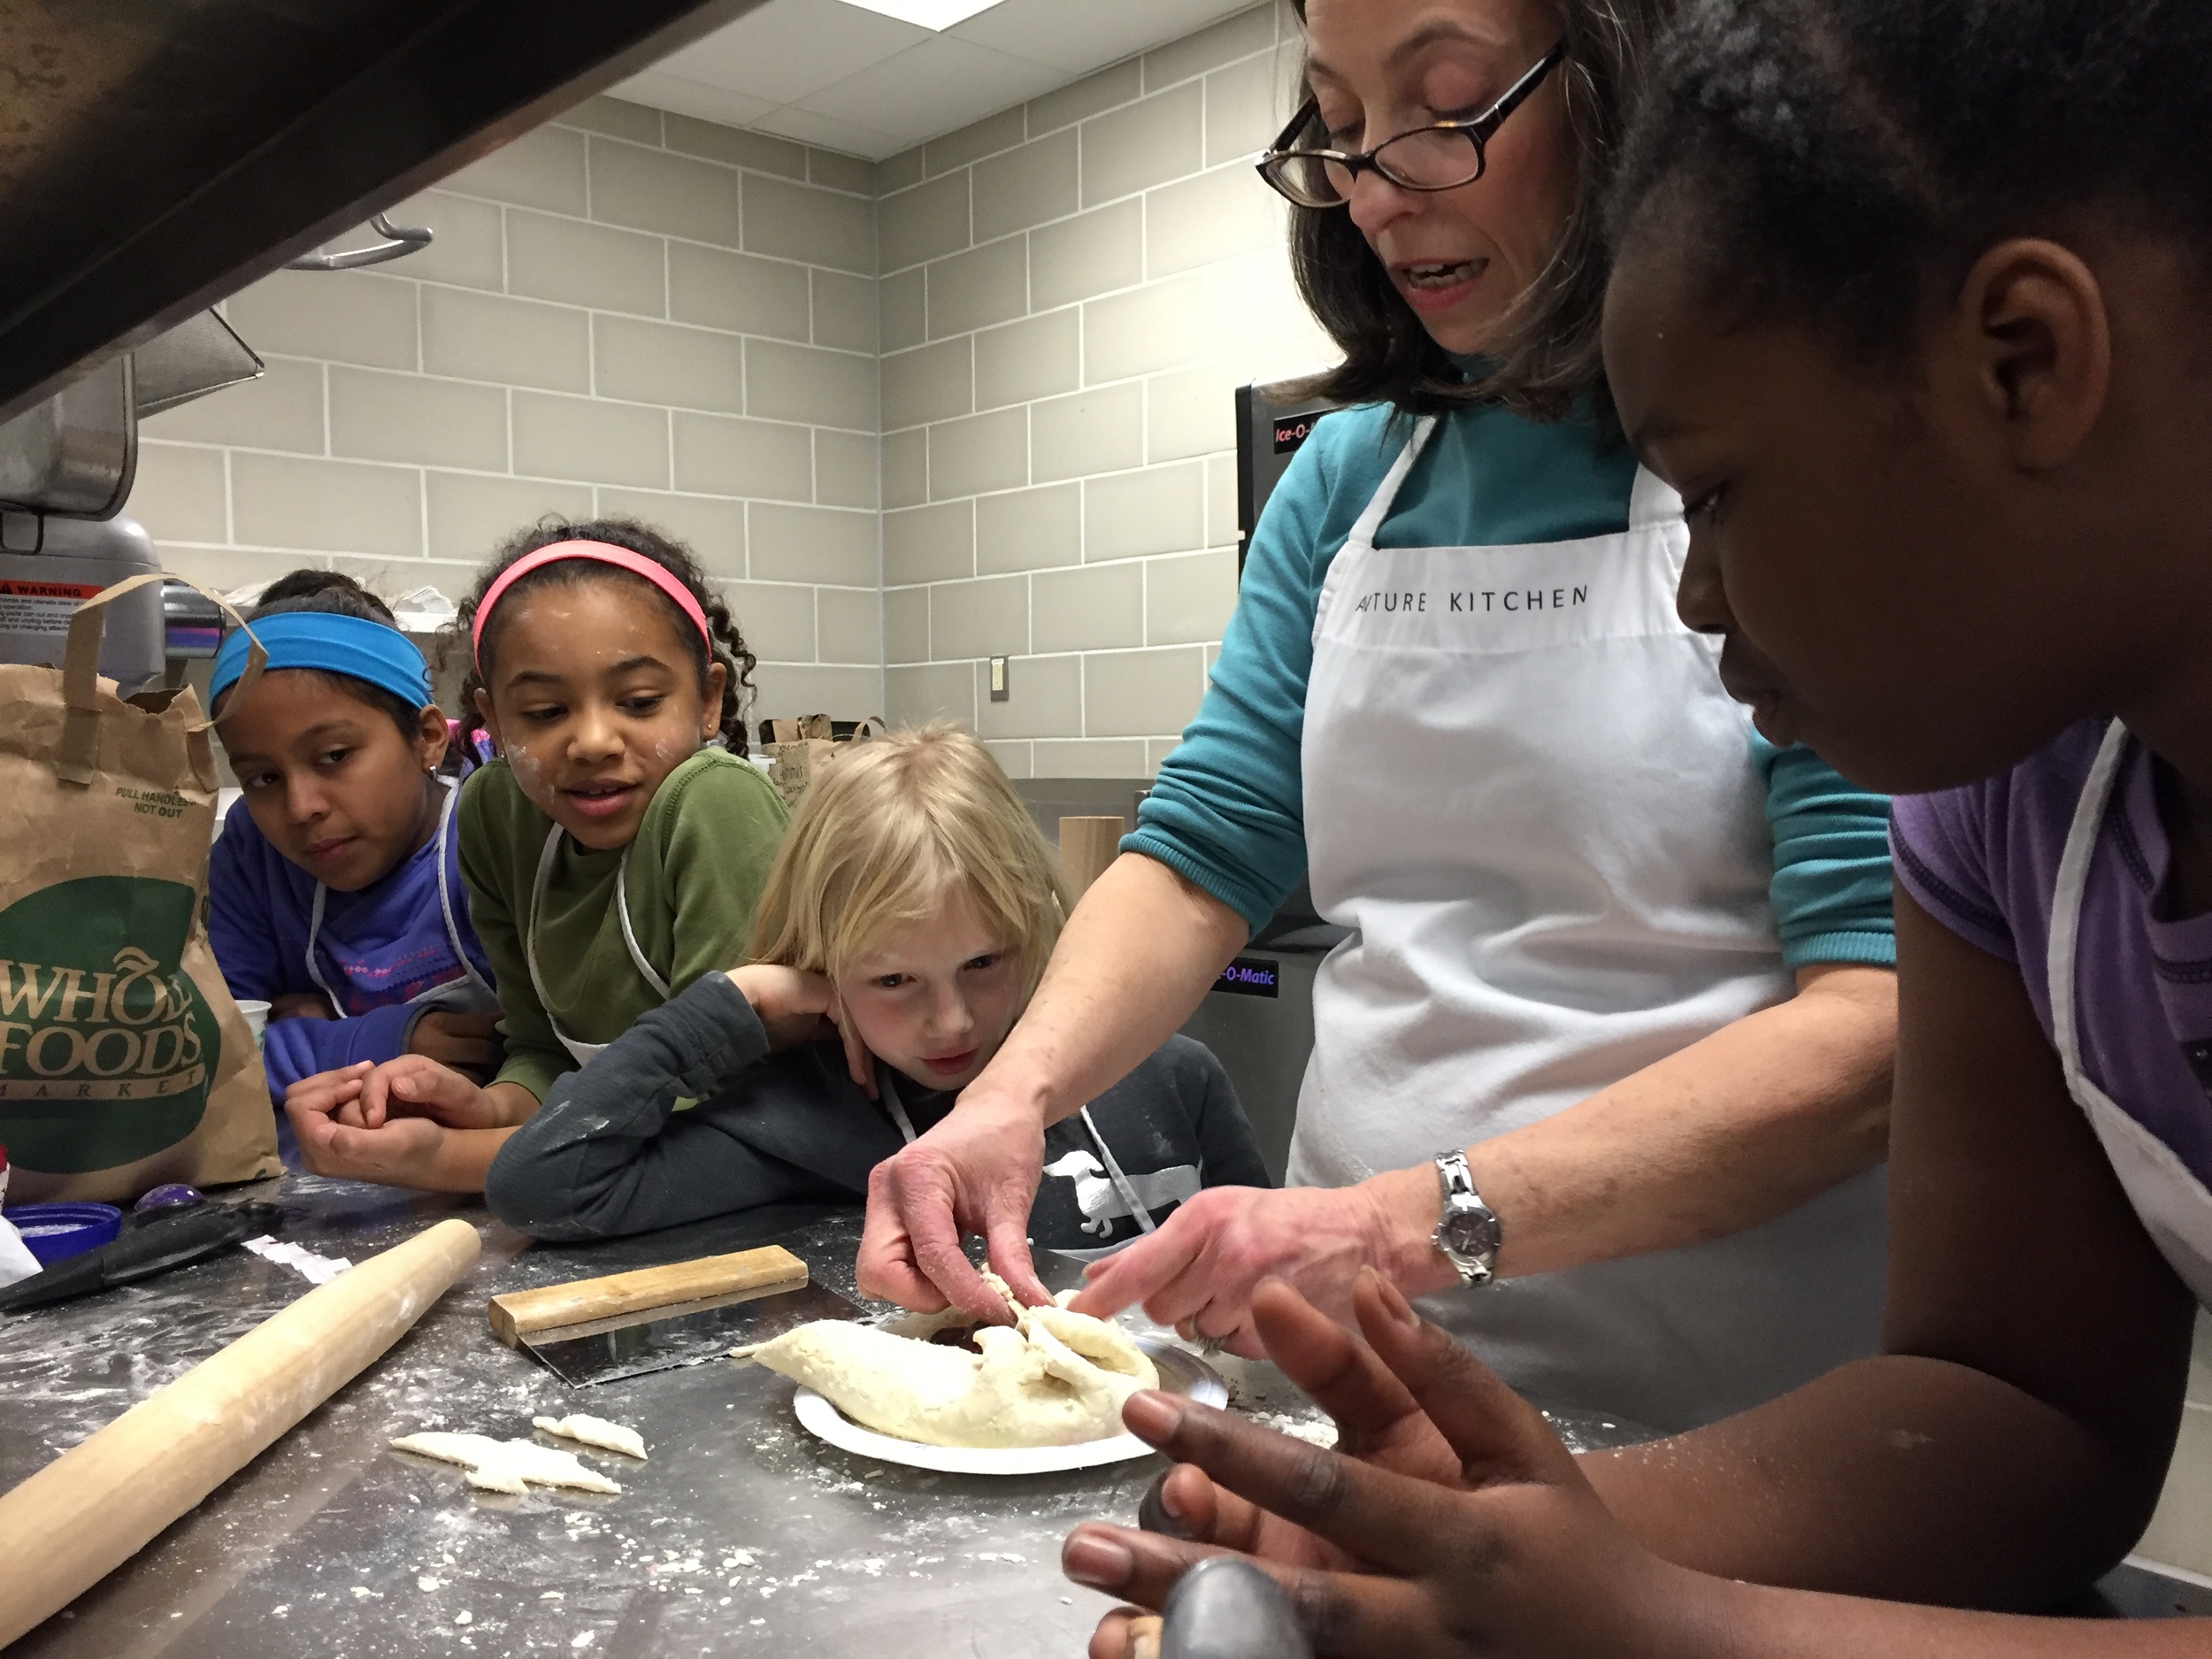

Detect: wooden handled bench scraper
[489, 1246, 864, 1386]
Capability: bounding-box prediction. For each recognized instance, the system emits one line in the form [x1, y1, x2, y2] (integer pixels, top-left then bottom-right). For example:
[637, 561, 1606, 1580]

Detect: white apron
[525, 826, 669, 1065]
[303, 780, 497, 1019]
[1291, 416, 1887, 1431]
[2050, 723, 2212, 1308]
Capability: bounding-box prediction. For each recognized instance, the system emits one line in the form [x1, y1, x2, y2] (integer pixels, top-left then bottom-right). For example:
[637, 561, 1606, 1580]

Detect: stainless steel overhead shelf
[0, 0, 768, 426]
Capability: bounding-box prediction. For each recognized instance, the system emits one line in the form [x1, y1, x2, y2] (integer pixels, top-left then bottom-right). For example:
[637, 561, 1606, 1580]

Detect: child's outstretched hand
[726, 965, 877, 1096]
[1064, 1272, 1712, 1659]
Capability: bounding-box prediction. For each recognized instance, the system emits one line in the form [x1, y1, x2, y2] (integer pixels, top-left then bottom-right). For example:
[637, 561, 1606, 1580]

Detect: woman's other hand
[269, 991, 334, 1022]
[1071, 1179, 1447, 1358]
[1065, 1274, 1715, 1659]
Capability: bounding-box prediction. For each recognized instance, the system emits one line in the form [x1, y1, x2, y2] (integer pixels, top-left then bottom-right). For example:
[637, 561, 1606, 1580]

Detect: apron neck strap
[1345, 416, 1438, 552]
[2048, 718, 2131, 1088]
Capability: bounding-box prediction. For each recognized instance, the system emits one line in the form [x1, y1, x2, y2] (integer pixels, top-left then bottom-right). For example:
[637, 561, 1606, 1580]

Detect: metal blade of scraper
[526, 1281, 866, 1386]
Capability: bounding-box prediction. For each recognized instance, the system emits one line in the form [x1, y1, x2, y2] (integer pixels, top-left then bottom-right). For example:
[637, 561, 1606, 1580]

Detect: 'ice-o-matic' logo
[0, 877, 219, 1172]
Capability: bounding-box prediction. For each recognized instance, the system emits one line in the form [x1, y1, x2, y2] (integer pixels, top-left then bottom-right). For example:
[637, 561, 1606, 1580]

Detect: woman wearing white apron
[861, 0, 1899, 1432]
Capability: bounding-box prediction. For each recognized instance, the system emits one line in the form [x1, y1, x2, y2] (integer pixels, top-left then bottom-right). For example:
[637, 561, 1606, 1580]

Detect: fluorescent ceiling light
[839, 0, 1006, 27]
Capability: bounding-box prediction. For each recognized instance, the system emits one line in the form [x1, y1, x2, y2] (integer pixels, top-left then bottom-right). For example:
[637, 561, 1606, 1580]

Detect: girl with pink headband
[283, 518, 789, 1193]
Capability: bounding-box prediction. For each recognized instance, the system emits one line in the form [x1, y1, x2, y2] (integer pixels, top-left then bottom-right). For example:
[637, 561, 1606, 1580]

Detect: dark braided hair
[1606, 0, 2212, 366]
[452, 518, 758, 757]
[1286, 0, 1676, 420]
[216, 569, 425, 740]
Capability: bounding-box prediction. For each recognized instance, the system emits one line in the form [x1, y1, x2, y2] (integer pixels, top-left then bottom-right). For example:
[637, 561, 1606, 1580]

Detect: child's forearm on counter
[421, 1126, 521, 1193]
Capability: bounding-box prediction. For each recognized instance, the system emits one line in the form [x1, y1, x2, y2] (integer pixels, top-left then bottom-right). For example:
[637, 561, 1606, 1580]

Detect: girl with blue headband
[207, 572, 497, 1105]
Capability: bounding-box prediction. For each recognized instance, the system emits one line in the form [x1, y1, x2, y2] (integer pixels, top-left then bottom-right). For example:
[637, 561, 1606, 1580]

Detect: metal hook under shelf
[286, 212, 433, 272]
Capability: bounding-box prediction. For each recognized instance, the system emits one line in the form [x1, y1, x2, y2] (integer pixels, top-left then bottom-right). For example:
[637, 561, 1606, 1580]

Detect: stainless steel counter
[4, 1174, 2202, 1655]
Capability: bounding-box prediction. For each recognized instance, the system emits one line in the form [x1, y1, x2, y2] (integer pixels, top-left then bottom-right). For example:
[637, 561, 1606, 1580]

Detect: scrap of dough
[390, 1432, 622, 1495]
[747, 1271, 1157, 1449]
[534, 1414, 648, 1460]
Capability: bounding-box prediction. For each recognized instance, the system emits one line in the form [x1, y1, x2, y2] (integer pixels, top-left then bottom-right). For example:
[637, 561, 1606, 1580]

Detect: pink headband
[471, 540, 711, 669]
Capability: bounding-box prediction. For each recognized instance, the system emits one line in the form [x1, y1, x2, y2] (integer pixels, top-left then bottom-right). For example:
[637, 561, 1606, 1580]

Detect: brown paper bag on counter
[764, 714, 885, 807]
[0, 575, 280, 1203]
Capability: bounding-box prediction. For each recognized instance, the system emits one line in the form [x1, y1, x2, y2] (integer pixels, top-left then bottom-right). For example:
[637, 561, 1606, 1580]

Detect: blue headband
[211, 612, 432, 711]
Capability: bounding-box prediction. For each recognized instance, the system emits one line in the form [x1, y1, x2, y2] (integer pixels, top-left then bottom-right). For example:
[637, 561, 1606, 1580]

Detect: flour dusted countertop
[10, 1167, 2187, 1653]
[0, 1179, 1160, 1658]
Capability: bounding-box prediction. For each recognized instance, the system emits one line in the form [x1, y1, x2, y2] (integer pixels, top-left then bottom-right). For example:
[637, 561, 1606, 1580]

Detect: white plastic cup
[234, 1000, 271, 1051]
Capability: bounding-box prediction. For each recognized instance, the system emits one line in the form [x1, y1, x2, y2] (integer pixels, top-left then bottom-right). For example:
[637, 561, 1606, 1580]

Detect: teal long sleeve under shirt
[1125, 395, 1895, 971]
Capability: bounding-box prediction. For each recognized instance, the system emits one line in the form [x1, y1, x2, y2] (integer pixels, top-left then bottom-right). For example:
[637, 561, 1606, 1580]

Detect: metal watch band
[1431, 1149, 1501, 1286]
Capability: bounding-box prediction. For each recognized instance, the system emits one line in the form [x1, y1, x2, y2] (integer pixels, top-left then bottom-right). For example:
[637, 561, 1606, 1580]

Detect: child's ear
[699, 660, 729, 741]
[472, 685, 503, 754]
[415, 705, 450, 772]
[1946, 236, 2111, 473]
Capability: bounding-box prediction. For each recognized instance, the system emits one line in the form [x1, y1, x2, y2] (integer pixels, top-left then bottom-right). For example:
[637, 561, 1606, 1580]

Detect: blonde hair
[748, 722, 1071, 998]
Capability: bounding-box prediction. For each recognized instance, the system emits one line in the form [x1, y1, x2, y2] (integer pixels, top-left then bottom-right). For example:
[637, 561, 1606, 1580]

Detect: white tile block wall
[131, 3, 1324, 775]
[875, 2, 1326, 778]
[134, 96, 887, 731]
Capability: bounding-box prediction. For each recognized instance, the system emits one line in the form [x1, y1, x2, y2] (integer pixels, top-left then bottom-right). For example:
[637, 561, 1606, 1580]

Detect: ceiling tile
[620, 0, 1282, 158]
[609, 70, 780, 132]
[751, 104, 910, 159]
[650, 0, 929, 104]
[949, 0, 1258, 74]
[799, 36, 1066, 143]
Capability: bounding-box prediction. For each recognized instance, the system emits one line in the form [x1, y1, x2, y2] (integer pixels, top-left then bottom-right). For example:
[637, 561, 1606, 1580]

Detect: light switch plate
[988, 656, 1009, 701]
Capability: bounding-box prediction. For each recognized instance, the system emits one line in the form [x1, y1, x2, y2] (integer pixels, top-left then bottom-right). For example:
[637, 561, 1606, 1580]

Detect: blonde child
[483, 723, 1267, 1246]
[285, 519, 787, 1190]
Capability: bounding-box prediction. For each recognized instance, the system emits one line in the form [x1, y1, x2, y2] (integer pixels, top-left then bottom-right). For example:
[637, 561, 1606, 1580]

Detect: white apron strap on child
[424, 780, 495, 1006]
[2048, 719, 2212, 1308]
[526, 824, 668, 1066]
[1079, 1105, 1159, 1234]
[878, 1068, 919, 1145]
[304, 780, 495, 1016]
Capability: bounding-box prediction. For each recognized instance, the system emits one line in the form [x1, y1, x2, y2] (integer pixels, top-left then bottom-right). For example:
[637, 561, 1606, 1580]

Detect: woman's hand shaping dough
[856, 1092, 1053, 1321]
[1071, 1183, 1448, 1359]
[1064, 1275, 1716, 1659]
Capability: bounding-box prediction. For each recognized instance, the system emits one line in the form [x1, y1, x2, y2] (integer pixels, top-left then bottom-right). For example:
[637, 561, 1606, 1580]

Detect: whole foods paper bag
[0, 575, 280, 1202]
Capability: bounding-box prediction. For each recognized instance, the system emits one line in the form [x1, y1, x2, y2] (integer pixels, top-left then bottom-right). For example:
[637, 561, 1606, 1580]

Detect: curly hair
[1605, 0, 2212, 367]
[451, 518, 760, 757]
[218, 568, 423, 740]
[1285, 0, 1677, 420]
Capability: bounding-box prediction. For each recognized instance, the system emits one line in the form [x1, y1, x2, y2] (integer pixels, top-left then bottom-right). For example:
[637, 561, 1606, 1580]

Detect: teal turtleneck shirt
[1126, 394, 1896, 968]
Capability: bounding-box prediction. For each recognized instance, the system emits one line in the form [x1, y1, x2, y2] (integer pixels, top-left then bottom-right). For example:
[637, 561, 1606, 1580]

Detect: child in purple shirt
[1057, 4, 2212, 1655]
[207, 572, 498, 1102]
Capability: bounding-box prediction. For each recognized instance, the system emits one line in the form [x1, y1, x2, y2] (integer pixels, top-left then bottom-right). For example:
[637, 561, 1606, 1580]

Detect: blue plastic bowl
[7, 1202, 123, 1264]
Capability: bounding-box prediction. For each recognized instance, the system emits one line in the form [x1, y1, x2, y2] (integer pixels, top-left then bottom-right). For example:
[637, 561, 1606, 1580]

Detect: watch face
[1440, 1207, 1500, 1259]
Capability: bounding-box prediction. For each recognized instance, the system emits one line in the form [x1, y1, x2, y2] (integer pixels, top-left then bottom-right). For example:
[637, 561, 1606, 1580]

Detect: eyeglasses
[1255, 40, 1569, 209]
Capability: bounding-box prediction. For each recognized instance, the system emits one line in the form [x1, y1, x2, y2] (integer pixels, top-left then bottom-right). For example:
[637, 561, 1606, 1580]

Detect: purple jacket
[208, 787, 495, 1100]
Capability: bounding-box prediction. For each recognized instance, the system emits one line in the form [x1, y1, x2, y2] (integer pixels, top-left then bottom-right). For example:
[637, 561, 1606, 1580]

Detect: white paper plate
[789, 1340, 1225, 1474]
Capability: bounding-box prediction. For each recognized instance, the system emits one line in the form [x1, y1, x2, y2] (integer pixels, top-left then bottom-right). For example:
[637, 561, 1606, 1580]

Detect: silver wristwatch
[1431, 1150, 1502, 1286]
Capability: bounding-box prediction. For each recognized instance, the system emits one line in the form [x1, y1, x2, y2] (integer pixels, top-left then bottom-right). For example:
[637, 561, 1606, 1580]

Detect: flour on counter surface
[242, 1234, 353, 1284]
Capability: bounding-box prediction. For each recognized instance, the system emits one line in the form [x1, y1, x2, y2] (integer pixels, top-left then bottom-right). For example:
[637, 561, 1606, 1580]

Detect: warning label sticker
[0, 580, 103, 638]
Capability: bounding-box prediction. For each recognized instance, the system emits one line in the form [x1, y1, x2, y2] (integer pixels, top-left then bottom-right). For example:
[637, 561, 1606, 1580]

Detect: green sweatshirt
[458, 749, 788, 1103]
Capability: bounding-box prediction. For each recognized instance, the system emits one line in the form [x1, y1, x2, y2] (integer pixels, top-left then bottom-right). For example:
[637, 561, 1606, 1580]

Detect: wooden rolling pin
[0, 1216, 479, 1647]
[487, 1244, 807, 1347]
